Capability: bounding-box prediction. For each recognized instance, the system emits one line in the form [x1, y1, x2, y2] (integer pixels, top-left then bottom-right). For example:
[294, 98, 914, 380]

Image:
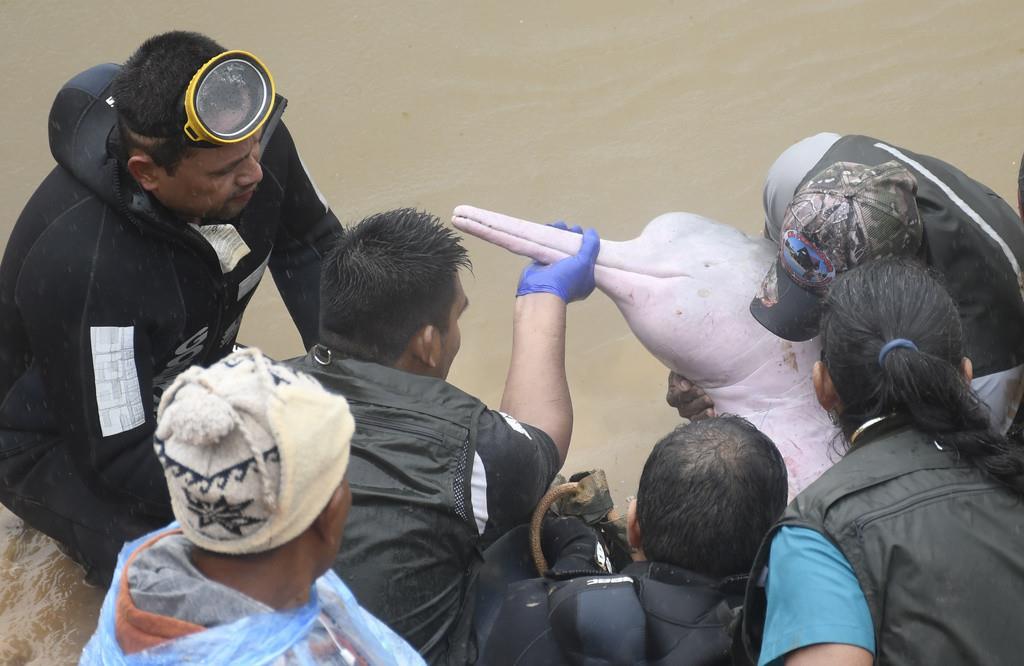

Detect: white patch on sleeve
[471, 452, 489, 534]
[497, 411, 532, 440]
[91, 326, 146, 437]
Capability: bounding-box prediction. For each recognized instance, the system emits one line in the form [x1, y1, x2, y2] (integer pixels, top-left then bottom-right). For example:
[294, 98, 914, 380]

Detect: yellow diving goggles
[182, 50, 283, 146]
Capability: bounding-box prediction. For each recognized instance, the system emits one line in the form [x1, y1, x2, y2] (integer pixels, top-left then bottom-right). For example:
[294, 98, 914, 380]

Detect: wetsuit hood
[47, 63, 189, 244]
[48, 63, 124, 209]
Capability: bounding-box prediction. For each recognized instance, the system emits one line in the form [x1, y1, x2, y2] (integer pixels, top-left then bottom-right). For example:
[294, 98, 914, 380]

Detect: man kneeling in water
[81, 349, 423, 664]
[478, 416, 788, 665]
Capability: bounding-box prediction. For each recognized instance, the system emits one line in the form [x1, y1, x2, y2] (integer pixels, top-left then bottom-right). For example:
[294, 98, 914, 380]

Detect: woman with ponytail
[740, 259, 1024, 666]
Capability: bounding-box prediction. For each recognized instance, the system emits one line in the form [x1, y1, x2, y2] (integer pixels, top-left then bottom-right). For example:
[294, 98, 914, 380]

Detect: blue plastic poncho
[80, 526, 425, 665]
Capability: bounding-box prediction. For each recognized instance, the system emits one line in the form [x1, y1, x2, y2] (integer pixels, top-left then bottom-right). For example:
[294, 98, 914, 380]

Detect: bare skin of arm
[785, 643, 873, 666]
[500, 293, 572, 466]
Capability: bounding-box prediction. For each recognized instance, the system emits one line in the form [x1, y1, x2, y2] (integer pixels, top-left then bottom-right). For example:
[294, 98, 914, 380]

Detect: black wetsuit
[479, 561, 745, 665]
[476, 516, 743, 665]
[0, 64, 341, 582]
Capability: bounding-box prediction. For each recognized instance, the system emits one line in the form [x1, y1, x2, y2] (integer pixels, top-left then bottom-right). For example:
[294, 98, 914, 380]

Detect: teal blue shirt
[758, 526, 875, 665]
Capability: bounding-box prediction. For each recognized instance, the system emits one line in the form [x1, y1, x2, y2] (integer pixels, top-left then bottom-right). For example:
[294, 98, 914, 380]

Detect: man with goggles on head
[0, 31, 342, 585]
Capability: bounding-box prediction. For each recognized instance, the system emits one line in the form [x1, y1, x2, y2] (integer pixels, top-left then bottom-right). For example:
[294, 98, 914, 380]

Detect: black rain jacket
[0, 63, 341, 517]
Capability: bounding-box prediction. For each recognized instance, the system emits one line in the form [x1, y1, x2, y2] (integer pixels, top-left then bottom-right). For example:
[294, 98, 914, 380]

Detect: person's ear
[125, 153, 163, 192]
[409, 324, 442, 371]
[311, 483, 349, 548]
[394, 325, 444, 377]
[961, 357, 974, 383]
[626, 497, 644, 559]
[813, 360, 841, 413]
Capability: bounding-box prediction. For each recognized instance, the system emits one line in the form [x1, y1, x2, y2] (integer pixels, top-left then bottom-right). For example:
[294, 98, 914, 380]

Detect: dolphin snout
[452, 205, 583, 266]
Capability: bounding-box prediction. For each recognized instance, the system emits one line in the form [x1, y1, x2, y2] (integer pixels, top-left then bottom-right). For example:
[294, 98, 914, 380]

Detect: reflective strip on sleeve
[237, 253, 271, 301]
[471, 451, 489, 534]
[498, 411, 532, 440]
[297, 153, 329, 214]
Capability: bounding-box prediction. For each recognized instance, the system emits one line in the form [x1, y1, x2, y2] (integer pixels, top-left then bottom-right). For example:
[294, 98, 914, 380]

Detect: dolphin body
[452, 205, 837, 496]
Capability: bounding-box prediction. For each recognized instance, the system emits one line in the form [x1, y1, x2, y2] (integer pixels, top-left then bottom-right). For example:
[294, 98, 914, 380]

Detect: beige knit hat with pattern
[154, 348, 354, 554]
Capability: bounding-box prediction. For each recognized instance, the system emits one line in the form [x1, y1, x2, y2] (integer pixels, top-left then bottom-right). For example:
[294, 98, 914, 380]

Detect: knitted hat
[154, 348, 354, 555]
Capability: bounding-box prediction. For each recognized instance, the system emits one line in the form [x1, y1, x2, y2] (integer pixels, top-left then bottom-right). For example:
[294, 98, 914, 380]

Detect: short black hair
[111, 31, 224, 171]
[636, 416, 788, 578]
[320, 209, 471, 364]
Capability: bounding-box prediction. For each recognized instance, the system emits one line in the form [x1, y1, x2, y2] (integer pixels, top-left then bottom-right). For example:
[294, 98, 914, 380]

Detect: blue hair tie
[878, 338, 918, 366]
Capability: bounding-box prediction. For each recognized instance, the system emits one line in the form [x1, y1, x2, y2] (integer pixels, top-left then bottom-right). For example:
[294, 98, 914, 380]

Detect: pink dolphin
[452, 205, 837, 496]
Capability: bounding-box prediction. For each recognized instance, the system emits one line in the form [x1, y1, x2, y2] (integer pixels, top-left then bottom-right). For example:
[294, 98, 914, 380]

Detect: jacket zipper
[113, 163, 226, 274]
[351, 410, 446, 444]
[113, 164, 231, 361]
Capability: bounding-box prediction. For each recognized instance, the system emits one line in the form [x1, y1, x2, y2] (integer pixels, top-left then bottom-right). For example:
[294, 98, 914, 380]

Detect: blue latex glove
[515, 223, 600, 302]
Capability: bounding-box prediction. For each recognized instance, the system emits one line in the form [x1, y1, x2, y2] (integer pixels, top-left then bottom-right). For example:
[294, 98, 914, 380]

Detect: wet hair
[111, 31, 224, 172]
[1018, 152, 1024, 216]
[319, 209, 471, 365]
[820, 259, 1024, 495]
[636, 416, 788, 578]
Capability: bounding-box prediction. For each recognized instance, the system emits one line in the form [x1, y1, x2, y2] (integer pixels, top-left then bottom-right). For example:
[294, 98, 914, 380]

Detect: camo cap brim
[750, 161, 923, 341]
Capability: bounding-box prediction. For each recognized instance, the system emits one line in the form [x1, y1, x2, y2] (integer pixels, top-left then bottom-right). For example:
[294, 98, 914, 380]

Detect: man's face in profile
[145, 133, 264, 222]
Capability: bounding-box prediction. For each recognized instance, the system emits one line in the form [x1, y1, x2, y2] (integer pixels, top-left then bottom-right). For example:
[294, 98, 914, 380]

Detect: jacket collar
[114, 529, 205, 655]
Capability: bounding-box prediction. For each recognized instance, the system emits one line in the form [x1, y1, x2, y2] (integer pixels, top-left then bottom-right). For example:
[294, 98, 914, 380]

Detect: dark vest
[289, 350, 487, 665]
[480, 560, 745, 665]
[807, 136, 1024, 376]
[740, 423, 1024, 665]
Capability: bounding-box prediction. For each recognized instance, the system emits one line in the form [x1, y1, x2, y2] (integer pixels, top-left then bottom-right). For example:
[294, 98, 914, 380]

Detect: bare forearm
[785, 644, 872, 666]
[500, 293, 572, 465]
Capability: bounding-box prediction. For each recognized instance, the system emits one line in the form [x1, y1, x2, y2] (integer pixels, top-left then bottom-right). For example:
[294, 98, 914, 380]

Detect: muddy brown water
[2, 1, 1023, 662]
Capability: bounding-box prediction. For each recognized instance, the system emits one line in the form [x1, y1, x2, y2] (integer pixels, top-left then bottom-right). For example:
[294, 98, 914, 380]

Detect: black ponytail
[819, 259, 1024, 495]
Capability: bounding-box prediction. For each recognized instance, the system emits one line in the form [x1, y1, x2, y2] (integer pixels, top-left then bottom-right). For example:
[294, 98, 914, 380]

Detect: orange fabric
[114, 529, 206, 655]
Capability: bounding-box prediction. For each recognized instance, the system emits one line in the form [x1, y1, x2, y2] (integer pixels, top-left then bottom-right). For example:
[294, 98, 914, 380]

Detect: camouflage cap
[750, 161, 923, 341]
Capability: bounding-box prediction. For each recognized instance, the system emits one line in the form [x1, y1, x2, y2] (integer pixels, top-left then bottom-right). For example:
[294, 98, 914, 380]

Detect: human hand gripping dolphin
[452, 205, 837, 497]
[666, 372, 715, 420]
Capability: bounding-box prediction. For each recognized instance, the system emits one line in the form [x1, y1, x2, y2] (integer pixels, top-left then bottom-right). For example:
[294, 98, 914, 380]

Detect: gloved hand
[541, 515, 613, 579]
[516, 222, 600, 303]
